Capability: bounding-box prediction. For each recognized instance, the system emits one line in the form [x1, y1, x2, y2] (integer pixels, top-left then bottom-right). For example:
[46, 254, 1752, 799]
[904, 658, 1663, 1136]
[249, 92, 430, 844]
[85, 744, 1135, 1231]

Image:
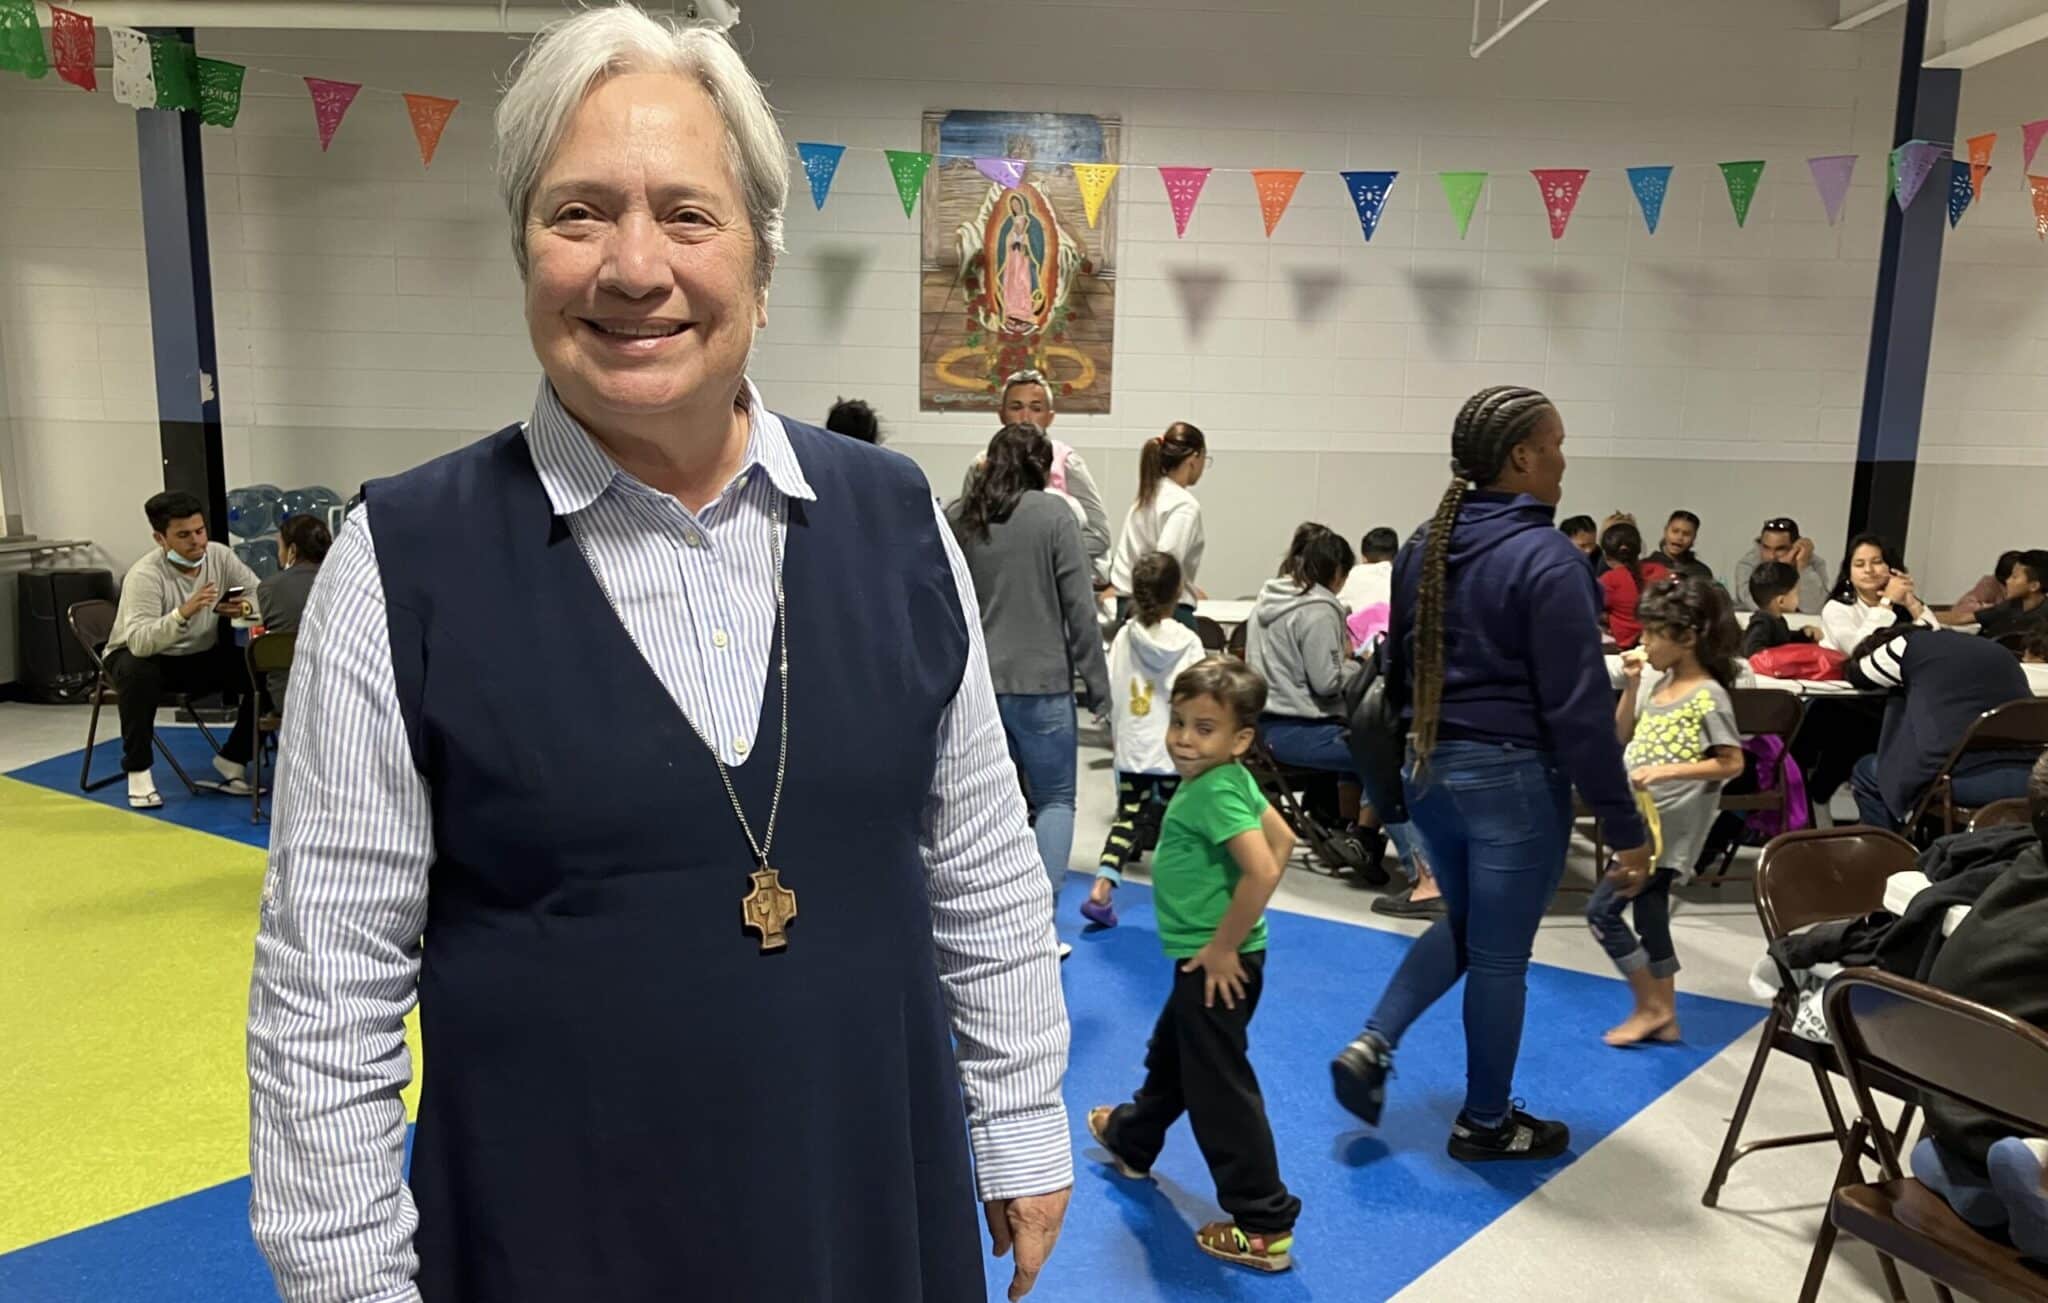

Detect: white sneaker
[1058, 942, 1073, 961]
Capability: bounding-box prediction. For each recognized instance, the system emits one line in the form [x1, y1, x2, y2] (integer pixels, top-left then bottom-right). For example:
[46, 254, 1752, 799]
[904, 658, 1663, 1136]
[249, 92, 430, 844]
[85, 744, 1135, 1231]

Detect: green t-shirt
[1151, 761, 1271, 958]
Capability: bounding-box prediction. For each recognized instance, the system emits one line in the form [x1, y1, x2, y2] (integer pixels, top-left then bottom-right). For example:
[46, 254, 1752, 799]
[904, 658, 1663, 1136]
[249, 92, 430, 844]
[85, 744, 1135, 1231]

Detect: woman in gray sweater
[948, 424, 1112, 920]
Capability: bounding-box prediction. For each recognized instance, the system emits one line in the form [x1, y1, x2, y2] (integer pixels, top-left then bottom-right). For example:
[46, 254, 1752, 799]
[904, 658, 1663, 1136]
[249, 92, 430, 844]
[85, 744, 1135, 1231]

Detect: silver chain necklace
[571, 495, 797, 952]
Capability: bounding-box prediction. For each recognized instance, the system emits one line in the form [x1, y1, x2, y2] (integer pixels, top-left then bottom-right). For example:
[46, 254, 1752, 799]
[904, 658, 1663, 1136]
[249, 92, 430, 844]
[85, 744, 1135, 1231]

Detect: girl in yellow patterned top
[1592, 574, 1744, 1046]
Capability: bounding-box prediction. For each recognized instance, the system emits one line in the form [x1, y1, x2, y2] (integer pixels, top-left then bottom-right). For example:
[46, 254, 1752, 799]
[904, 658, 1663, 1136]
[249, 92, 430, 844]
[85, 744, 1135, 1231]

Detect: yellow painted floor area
[0, 777, 421, 1253]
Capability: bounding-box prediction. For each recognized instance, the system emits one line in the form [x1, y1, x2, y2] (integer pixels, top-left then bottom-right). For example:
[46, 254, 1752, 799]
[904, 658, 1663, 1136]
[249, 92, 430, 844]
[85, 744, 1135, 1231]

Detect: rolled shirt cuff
[969, 1104, 1075, 1202]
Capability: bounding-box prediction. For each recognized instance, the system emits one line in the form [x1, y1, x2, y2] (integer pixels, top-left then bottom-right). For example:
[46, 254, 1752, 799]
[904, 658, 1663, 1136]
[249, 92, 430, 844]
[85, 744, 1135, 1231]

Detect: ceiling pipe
[1471, 0, 1556, 58]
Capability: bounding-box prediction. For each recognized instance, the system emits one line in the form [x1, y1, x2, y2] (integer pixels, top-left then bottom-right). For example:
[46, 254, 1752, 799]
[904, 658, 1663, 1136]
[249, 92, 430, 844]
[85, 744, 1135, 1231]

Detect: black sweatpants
[1104, 950, 1299, 1234]
[106, 640, 253, 774]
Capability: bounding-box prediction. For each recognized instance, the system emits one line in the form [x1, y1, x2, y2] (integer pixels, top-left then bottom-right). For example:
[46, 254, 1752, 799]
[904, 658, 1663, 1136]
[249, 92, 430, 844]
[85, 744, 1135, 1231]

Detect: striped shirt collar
[524, 378, 816, 517]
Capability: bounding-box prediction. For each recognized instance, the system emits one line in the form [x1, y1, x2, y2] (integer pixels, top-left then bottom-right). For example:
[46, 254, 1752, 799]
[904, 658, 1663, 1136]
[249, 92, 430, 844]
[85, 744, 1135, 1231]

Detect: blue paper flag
[1947, 158, 1975, 228]
[1626, 165, 1673, 235]
[796, 141, 845, 211]
[1340, 170, 1398, 242]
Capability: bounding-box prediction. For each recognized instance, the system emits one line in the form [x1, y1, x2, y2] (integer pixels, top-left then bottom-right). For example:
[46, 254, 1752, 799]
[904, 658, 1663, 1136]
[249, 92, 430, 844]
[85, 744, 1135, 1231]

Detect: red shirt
[1600, 561, 1671, 649]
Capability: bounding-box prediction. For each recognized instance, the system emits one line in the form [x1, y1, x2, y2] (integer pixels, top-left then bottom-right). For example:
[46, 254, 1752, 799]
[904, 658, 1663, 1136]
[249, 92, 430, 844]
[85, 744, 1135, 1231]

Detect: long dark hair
[1137, 421, 1205, 509]
[1130, 551, 1182, 627]
[953, 423, 1051, 543]
[1601, 520, 1646, 592]
[1412, 385, 1557, 772]
[1831, 532, 1904, 604]
[278, 513, 332, 565]
[1636, 573, 1740, 689]
[1280, 523, 1355, 594]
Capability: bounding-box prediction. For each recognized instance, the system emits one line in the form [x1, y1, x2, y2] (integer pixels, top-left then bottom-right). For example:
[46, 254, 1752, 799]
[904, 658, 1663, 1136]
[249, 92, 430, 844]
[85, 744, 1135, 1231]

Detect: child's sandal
[1085, 1106, 1150, 1181]
[1194, 1221, 1293, 1272]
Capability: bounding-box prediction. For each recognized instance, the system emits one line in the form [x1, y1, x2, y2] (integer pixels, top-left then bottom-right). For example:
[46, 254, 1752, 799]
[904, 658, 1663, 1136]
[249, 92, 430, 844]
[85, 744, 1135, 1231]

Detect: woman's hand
[1884, 573, 1913, 606]
[1180, 942, 1246, 1010]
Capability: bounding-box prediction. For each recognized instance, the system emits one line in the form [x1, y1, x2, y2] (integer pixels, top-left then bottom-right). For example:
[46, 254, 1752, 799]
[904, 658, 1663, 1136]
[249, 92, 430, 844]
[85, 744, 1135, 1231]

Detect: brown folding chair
[245, 632, 295, 824]
[1194, 615, 1228, 653]
[1807, 969, 2048, 1303]
[1702, 826, 1921, 1215]
[1971, 798, 2034, 833]
[67, 599, 211, 797]
[1224, 621, 1247, 660]
[1906, 698, 2048, 840]
[1700, 688, 1808, 887]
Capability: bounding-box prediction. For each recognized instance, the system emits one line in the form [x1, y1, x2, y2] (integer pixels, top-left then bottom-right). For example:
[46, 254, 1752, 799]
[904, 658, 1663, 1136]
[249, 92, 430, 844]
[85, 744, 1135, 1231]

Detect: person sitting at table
[1910, 751, 2048, 1266]
[1819, 533, 1939, 653]
[1938, 549, 2023, 626]
[106, 490, 262, 808]
[1654, 509, 1713, 582]
[1845, 623, 2034, 833]
[1246, 523, 1435, 908]
[254, 513, 331, 710]
[1596, 520, 1669, 650]
[1974, 549, 2048, 643]
[1742, 560, 1823, 657]
[1733, 516, 1831, 614]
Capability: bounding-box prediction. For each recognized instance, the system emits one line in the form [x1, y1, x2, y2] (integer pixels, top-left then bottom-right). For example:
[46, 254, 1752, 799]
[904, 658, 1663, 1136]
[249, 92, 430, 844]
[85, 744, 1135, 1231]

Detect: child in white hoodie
[1085, 552, 1207, 928]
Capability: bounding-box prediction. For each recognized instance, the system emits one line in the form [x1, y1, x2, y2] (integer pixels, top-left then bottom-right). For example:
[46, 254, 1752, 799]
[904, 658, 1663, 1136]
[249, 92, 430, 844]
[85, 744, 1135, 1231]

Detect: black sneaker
[1446, 1105, 1569, 1162]
[1330, 1031, 1393, 1126]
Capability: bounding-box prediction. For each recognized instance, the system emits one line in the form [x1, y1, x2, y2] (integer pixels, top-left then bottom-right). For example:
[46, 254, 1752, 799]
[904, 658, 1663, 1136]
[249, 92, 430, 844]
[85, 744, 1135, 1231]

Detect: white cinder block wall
[2, 0, 2045, 607]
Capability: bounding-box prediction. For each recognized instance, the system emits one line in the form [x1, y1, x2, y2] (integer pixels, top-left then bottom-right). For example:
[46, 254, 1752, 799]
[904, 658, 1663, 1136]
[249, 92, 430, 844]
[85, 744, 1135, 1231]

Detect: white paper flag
[112, 28, 156, 108]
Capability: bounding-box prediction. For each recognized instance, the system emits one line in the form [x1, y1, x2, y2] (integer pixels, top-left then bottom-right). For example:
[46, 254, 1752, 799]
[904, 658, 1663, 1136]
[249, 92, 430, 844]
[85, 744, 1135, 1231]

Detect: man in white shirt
[104, 491, 262, 807]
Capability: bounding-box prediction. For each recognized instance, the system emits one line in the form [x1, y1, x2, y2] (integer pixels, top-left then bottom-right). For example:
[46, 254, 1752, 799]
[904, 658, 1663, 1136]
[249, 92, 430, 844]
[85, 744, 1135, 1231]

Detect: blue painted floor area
[7, 726, 272, 849]
[0, 792, 1762, 1301]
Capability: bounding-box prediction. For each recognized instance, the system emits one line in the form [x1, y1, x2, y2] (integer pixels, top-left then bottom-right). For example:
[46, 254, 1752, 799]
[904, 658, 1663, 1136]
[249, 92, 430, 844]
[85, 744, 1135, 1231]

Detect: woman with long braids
[1329, 386, 1652, 1162]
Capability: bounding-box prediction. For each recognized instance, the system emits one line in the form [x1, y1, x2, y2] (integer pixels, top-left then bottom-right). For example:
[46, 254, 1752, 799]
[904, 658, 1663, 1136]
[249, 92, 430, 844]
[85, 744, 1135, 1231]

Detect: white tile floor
[2, 702, 1918, 1300]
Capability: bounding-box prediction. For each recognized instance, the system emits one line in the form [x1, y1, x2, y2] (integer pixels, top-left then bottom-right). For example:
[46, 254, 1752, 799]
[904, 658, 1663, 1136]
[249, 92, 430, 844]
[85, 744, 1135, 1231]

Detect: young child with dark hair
[1088, 656, 1302, 1273]
[1597, 521, 1671, 649]
[1592, 575, 1744, 1046]
[1741, 560, 1822, 656]
[1086, 551, 1206, 928]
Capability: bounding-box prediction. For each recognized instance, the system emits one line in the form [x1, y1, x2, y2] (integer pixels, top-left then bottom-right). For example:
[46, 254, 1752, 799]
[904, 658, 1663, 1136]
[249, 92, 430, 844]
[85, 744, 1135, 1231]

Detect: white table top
[1605, 655, 2048, 699]
[1195, 599, 1255, 627]
[1883, 870, 1969, 938]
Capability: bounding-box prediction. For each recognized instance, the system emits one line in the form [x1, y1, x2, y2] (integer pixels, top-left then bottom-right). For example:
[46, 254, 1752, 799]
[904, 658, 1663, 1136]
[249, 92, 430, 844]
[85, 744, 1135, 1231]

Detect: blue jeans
[1261, 715, 1427, 877]
[1365, 741, 1573, 1128]
[1586, 867, 1679, 977]
[997, 692, 1078, 906]
[1913, 1137, 2048, 1262]
[1851, 753, 2033, 830]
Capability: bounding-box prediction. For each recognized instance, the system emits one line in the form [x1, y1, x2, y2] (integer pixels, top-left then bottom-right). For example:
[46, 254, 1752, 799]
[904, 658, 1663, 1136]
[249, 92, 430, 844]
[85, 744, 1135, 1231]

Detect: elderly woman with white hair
[245, 7, 1072, 1300]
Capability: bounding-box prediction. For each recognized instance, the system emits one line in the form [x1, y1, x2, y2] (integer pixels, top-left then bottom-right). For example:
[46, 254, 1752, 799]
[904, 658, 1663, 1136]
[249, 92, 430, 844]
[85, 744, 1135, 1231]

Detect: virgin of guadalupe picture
[919, 110, 1118, 415]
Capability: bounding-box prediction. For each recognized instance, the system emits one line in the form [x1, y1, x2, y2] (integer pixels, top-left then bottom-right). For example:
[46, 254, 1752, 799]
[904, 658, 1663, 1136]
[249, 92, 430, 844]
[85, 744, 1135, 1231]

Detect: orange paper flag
[2031, 175, 2048, 241]
[1966, 132, 1996, 197]
[1249, 169, 1305, 237]
[404, 93, 460, 168]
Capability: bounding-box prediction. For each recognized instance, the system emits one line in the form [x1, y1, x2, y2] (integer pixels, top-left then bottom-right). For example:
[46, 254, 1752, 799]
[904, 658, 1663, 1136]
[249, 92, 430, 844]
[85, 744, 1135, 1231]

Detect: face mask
[165, 547, 204, 571]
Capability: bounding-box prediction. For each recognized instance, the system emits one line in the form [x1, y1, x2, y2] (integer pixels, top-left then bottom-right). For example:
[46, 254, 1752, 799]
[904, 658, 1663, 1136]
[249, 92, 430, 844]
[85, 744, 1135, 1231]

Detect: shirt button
[733, 738, 749, 755]
[684, 532, 703, 548]
[713, 630, 729, 649]
[735, 473, 750, 490]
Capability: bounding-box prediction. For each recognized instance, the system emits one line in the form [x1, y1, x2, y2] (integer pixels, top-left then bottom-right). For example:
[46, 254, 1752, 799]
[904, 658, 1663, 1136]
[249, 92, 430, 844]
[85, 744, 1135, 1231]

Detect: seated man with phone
[105, 491, 265, 808]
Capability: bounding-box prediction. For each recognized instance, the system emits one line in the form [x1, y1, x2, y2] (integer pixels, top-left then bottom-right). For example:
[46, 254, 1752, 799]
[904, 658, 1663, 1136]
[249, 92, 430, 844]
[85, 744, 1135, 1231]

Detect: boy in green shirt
[1086, 656, 1302, 1272]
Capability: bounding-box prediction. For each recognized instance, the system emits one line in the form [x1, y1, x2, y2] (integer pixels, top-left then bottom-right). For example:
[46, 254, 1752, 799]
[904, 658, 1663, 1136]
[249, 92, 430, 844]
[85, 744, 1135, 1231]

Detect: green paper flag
[151, 36, 200, 112]
[1719, 159, 1766, 227]
[1438, 171, 1487, 239]
[197, 58, 246, 127]
[885, 150, 933, 218]
[0, 0, 49, 79]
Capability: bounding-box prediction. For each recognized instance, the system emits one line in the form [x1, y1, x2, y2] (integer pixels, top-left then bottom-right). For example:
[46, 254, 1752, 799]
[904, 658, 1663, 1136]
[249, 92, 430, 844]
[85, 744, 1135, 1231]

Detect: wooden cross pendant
[741, 865, 798, 952]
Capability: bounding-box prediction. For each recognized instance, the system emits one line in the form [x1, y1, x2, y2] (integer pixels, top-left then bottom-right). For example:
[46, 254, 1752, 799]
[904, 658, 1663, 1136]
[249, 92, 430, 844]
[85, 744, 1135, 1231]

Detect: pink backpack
[1347, 603, 1390, 653]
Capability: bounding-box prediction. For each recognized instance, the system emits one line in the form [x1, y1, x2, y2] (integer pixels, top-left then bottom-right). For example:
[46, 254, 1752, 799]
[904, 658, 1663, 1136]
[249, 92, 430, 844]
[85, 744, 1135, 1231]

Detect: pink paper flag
[1966, 132, 1996, 197]
[2025, 120, 2048, 174]
[1158, 165, 1211, 238]
[974, 157, 1024, 189]
[304, 77, 363, 151]
[1530, 168, 1589, 240]
[1807, 154, 1857, 225]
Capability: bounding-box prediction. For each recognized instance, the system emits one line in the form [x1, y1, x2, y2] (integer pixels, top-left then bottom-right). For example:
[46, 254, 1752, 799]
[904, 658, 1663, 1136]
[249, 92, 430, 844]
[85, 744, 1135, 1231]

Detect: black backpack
[1342, 633, 1408, 824]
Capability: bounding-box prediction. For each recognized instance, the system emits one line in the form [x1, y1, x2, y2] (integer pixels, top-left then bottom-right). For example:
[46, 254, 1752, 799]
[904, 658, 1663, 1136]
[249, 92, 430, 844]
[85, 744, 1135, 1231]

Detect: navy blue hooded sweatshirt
[1387, 490, 1647, 851]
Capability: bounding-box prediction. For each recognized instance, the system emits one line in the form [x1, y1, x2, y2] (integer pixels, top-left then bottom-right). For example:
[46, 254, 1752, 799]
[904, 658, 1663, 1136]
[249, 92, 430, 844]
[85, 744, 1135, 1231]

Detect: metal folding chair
[66, 599, 216, 796]
[1906, 698, 2048, 840]
[245, 632, 296, 823]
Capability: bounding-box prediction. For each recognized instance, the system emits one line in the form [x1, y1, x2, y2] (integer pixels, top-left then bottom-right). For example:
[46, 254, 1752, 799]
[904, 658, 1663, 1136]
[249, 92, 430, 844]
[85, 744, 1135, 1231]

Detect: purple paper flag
[2024, 119, 2048, 174]
[1893, 140, 1947, 211]
[1807, 154, 1857, 225]
[974, 157, 1025, 189]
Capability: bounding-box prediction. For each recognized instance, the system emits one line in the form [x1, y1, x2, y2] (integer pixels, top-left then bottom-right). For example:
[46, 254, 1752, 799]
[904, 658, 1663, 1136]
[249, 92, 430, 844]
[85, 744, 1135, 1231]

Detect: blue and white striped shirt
[247, 381, 1071, 1303]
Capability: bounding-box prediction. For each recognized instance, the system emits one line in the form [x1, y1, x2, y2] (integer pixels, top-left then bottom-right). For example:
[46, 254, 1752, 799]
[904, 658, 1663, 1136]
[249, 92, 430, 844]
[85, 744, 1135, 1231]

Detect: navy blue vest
[366, 420, 978, 1301]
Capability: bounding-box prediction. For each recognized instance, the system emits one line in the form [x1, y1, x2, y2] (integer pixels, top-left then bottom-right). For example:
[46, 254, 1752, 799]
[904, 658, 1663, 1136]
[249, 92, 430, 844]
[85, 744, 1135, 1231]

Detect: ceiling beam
[1834, 0, 1905, 30]
[1922, 0, 2048, 68]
